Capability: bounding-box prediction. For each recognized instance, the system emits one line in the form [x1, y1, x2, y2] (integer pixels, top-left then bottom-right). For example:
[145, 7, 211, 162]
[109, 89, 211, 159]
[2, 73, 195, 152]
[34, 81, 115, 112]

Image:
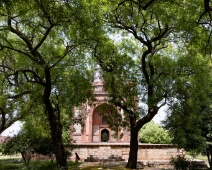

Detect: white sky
[153, 106, 167, 124]
[1, 121, 22, 137]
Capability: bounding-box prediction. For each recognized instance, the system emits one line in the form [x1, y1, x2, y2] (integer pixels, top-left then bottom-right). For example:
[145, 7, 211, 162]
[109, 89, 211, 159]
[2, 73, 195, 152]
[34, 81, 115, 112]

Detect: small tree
[3, 129, 54, 167]
[139, 121, 172, 144]
[3, 133, 34, 167]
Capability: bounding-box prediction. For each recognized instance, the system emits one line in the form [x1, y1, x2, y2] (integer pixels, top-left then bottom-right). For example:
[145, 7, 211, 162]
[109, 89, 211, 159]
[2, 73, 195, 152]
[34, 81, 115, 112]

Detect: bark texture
[42, 68, 68, 170]
[126, 127, 138, 169]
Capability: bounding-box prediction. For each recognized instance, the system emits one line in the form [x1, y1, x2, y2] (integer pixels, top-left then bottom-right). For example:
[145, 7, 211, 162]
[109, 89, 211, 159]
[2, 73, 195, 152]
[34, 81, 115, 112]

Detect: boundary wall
[69, 143, 179, 164]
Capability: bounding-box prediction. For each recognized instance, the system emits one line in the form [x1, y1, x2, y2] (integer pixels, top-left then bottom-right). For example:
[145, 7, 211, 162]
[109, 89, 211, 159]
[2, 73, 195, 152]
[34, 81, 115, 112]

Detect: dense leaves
[163, 51, 212, 167]
[95, 0, 212, 168]
[139, 121, 172, 144]
[0, 0, 102, 169]
[0, 0, 212, 169]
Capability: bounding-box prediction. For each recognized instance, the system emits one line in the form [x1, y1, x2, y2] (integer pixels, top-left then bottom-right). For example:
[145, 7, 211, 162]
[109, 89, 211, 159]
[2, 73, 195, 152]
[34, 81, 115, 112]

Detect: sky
[1, 121, 22, 137]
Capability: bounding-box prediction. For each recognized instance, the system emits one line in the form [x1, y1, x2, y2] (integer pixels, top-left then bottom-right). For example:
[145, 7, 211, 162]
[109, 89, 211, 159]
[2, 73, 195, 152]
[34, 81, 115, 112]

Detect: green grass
[0, 159, 79, 170]
[0, 159, 129, 170]
[187, 153, 208, 161]
[0, 159, 23, 170]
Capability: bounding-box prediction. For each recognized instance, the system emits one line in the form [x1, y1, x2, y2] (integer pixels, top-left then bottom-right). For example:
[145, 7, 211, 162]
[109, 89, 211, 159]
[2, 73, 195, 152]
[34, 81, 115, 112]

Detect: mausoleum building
[69, 72, 179, 163]
[70, 72, 130, 143]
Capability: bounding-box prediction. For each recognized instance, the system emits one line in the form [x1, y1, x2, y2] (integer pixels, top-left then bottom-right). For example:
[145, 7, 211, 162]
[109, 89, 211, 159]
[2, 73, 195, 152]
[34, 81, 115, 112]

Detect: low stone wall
[69, 143, 179, 164]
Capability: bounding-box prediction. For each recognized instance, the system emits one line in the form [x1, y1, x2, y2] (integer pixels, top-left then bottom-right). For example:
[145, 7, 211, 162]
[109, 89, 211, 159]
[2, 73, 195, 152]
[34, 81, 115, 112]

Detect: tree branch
[22, 69, 46, 86]
[8, 90, 31, 99]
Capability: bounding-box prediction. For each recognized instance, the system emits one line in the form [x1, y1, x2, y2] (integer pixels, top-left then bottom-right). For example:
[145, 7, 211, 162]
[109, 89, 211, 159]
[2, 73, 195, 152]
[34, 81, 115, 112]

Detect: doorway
[101, 129, 109, 142]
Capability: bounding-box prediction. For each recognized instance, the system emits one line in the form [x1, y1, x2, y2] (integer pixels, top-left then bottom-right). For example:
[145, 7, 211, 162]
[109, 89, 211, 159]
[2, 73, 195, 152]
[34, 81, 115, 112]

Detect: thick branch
[136, 108, 158, 130]
[150, 25, 170, 43]
[117, 0, 157, 10]
[0, 109, 23, 134]
[8, 90, 31, 99]
[7, 15, 33, 51]
[22, 69, 46, 86]
[0, 44, 37, 63]
[114, 14, 149, 46]
[142, 0, 157, 10]
[204, 0, 212, 12]
[49, 45, 77, 69]
[93, 40, 114, 72]
[141, 48, 152, 84]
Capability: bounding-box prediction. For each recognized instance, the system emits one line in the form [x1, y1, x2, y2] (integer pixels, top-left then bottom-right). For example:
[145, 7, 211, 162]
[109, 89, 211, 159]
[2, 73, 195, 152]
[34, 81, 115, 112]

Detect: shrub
[170, 155, 190, 170]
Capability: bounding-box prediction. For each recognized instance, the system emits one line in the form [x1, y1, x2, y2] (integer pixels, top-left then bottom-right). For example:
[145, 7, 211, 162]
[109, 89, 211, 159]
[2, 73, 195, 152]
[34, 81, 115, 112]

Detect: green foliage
[2, 133, 34, 167]
[2, 128, 55, 167]
[0, 159, 80, 170]
[0, 159, 128, 170]
[170, 155, 190, 170]
[0, 0, 212, 169]
[0, 159, 22, 170]
[139, 121, 172, 144]
[0, 143, 4, 152]
[95, 103, 129, 139]
[2, 114, 54, 167]
[170, 155, 209, 170]
[95, 1, 212, 168]
[163, 42, 212, 167]
[0, 0, 104, 168]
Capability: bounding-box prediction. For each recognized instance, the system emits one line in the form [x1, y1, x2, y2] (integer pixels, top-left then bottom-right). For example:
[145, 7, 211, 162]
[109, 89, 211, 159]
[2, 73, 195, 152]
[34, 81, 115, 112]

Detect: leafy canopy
[139, 121, 172, 144]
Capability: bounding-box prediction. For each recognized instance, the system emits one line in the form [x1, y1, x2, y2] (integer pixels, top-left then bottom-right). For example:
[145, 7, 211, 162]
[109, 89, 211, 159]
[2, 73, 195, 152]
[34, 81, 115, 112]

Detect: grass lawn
[0, 159, 79, 170]
[0, 158, 129, 170]
[187, 153, 208, 162]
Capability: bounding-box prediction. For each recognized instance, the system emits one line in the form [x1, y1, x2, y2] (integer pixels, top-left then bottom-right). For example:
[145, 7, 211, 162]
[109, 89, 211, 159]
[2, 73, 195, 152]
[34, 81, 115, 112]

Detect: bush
[170, 155, 209, 170]
[170, 155, 190, 170]
[139, 121, 172, 144]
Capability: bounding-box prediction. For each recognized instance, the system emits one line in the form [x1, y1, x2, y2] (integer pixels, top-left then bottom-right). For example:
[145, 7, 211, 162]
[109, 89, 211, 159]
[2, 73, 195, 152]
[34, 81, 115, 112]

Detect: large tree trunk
[126, 127, 138, 169]
[43, 68, 68, 170]
[49, 114, 67, 169]
[206, 146, 212, 169]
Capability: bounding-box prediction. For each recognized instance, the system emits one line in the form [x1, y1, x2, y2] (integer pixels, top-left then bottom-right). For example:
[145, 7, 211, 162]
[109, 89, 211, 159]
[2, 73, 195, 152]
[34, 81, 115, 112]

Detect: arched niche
[101, 129, 109, 142]
[92, 103, 117, 125]
[92, 103, 118, 142]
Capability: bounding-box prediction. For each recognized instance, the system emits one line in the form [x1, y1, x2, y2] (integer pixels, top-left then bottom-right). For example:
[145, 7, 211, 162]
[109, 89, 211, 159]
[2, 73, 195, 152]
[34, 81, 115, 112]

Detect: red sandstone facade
[70, 73, 130, 143]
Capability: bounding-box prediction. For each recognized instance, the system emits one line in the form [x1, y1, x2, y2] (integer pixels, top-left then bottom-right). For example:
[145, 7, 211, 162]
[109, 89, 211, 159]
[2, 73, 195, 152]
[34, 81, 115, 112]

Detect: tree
[0, 90, 30, 134]
[163, 91, 212, 168]
[3, 133, 33, 167]
[0, 0, 100, 169]
[163, 54, 212, 168]
[3, 127, 53, 167]
[139, 121, 172, 144]
[0, 67, 33, 133]
[93, 1, 179, 168]
[201, 108, 212, 168]
[162, 1, 212, 167]
[93, 0, 210, 168]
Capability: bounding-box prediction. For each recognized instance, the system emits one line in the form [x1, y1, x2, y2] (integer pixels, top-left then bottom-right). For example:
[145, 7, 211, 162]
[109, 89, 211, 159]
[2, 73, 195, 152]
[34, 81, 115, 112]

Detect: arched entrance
[92, 103, 117, 142]
[101, 129, 109, 142]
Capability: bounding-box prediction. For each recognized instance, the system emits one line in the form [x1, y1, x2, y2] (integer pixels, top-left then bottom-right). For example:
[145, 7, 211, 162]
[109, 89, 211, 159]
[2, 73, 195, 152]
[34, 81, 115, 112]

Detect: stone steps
[84, 154, 125, 162]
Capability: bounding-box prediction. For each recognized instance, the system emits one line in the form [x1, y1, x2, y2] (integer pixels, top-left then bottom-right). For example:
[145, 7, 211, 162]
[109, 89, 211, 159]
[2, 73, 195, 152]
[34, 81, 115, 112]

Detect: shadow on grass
[0, 159, 23, 169]
[0, 159, 80, 170]
[0, 159, 129, 170]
